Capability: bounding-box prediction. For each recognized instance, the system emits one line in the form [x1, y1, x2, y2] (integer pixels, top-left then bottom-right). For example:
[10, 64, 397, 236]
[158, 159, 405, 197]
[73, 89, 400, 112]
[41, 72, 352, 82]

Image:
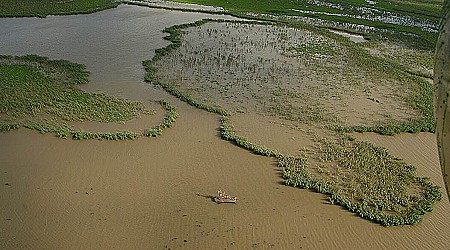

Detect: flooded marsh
[153, 21, 422, 127]
[1, 4, 449, 249]
[149, 19, 441, 225]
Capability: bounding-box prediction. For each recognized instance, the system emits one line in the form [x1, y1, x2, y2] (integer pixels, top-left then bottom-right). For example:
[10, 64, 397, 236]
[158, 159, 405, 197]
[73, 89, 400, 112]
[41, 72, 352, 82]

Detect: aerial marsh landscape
[0, 0, 449, 249]
[148, 18, 440, 226]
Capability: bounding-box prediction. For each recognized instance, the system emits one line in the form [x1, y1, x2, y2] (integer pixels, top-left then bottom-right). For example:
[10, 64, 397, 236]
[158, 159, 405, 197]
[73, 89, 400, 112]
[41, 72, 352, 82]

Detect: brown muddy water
[0, 4, 449, 249]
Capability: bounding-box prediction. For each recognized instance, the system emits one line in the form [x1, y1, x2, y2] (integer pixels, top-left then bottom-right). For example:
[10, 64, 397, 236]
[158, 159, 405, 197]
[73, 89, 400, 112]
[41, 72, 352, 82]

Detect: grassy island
[0, 55, 177, 140]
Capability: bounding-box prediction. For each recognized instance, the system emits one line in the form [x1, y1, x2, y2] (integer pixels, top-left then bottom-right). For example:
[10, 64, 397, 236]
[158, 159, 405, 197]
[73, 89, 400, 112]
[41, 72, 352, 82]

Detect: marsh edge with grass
[0, 55, 178, 140]
[143, 18, 442, 226]
[127, 0, 443, 51]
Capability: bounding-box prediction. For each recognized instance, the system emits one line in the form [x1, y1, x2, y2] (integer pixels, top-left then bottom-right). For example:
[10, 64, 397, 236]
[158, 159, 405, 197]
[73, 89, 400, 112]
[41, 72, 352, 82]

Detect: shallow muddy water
[1, 4, 449, 249]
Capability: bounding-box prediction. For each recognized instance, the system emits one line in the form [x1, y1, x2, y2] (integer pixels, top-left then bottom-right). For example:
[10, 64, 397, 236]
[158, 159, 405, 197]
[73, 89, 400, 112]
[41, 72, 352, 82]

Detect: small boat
[214, 190, 237, 204]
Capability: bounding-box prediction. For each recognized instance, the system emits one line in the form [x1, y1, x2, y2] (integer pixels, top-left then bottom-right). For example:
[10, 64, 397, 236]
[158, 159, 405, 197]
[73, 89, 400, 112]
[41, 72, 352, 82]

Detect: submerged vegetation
[149, 19, 433, 133]
[0, 55, 177, 140]
[143, 18, 442, 225]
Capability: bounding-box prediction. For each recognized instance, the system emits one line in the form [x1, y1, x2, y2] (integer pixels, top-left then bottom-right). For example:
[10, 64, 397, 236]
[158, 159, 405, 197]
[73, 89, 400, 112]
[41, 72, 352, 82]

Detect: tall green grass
[0, 55, 146, 123]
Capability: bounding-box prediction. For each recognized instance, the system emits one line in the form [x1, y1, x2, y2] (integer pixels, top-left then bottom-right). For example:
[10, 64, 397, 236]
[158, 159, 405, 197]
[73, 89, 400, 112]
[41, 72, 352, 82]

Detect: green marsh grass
[220, 112, 441, 226]
[2, 0, 443, 50]
[71, 130, 138, 140]
[282, 136, 442, 226]
[132, 0, 443, 50]
[144, 100, 178, 137]
[0, 55, 158, 140]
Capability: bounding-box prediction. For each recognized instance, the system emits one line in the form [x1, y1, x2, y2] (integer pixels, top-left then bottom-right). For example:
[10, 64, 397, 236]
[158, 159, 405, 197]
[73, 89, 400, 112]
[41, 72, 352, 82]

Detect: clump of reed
[23, 119, 71, 138]
[0, 122, 21, 132]
[144, 100, 178, 137]
[72, 130, 138, 140]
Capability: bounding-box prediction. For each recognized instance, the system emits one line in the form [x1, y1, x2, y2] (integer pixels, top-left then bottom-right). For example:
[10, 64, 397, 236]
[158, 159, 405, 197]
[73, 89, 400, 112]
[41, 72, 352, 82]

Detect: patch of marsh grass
[282, 135, 441, 226]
